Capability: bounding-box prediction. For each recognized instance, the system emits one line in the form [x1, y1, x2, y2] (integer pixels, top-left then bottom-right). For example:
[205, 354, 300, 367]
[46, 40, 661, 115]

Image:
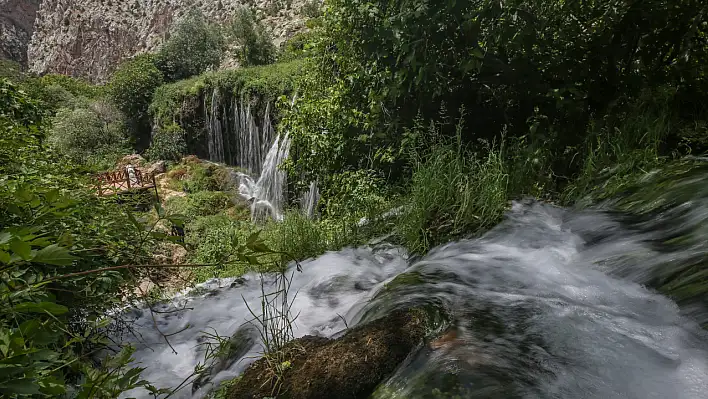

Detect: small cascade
[300, 181, 320, 219]
[237, 133, 292, 221]
[204, 89, 226, 164]
[201, 89, 275, 174]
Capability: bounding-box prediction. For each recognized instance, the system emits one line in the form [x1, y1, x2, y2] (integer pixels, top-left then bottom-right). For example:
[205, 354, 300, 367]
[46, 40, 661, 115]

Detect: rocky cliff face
[0, 0, 41, 65]
[27, 0, 308, 82]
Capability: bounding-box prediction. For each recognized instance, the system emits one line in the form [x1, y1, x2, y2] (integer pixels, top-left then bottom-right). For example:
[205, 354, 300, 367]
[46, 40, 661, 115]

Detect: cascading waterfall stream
[118, 165, 708, 398]
[236, 133, 292, 221]
[301, 180, 320, 219]
[202, 89, 275, 174]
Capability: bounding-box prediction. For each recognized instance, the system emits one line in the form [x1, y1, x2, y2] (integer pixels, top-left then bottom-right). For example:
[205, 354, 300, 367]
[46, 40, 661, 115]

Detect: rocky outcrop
[0, 0, 41, 65]
[227, 309, 441, 399]
[28, 0, 309, 82]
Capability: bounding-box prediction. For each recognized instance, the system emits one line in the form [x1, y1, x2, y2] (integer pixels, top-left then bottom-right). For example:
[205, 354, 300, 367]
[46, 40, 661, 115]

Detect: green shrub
[165, 191, 233, 218]
[48, 100, 130, 168]
[146, 122, 187, 161]
[186, 214, 259, 281]
[228, 7, 277, 66]
[0, 59, 22, 80]
[279, 30, 319, 62]
[182, 163, 230, 193]
[322, 169, 388, 221]
[109, 54, 164, 148]
[1, 78, 160, 399]
[301, 0, 322, 18]
[156, 10, 225, 81]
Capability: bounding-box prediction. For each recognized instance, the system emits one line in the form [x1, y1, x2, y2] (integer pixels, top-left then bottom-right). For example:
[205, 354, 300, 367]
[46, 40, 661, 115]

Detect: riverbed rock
[192, 323, 260, 393]
[227, 309, 436, 399]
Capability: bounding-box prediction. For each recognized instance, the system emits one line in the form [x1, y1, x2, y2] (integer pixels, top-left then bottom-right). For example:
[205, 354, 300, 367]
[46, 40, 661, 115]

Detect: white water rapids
[118, 197, 708, 398]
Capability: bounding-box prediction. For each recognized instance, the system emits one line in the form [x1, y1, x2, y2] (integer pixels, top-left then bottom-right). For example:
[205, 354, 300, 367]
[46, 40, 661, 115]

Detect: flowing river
[120, 161, 708, 398]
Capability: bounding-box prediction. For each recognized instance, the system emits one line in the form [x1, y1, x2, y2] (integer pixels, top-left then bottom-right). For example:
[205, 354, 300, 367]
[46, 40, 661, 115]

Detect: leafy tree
[48, 100, 129, 167]
[156, 10, 225, 81]
[145, 122, 187, 161]
[284, 0, 708, 188]
[108, 54, 164, 149]
[228, 7, 277, 66]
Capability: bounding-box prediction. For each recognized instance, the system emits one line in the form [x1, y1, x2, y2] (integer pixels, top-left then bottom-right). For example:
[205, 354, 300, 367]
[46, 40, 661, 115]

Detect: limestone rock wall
[27, 0, 308, 82]
[0, 0, 41, 65]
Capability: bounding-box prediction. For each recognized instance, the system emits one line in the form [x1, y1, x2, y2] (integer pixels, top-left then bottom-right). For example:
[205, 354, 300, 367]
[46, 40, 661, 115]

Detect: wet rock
[227, 309, 438, 399]
[192, 323, 259, 393]
[229, 277, 247, 288]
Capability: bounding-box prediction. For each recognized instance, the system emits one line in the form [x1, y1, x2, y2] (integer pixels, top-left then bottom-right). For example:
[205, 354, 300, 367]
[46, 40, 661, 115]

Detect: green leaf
[13, 302, 69, 315]
[246, 231, 261, 245]
[9, 239, 31, 260]
[0, 379, 42, 395]
[247, 241, 271, 253]
[13, 187, 34, 203]
[0, 250, 11, 264]
[38, 376, 66, 395]
[0, 231, 12, 245]
[0, 330, 9, 357]
[32, 244, 77, 266]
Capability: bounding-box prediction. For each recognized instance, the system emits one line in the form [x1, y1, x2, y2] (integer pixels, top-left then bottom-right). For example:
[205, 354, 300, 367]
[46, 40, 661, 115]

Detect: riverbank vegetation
[2, 0, 708, 397]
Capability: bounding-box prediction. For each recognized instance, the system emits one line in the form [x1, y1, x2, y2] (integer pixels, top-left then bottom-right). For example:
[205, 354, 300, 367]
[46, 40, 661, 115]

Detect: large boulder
[227, 308, 441, 399]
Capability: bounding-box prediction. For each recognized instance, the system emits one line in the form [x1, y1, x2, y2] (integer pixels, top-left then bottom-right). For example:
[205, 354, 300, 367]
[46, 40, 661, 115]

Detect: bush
[109, 54, 164, 148]
[48, 100, 130, 168]
[145, 122, 187, 161]
[301, 0, 322, 18]
[182, 163, 231, 193]
[165, 190, 233, 218]
[228, 7, 277, 66]
[156, 10, 225, 81]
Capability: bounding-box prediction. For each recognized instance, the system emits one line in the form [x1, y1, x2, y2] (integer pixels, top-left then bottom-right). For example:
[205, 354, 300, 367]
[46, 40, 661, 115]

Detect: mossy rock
[227, 308, 438, 399]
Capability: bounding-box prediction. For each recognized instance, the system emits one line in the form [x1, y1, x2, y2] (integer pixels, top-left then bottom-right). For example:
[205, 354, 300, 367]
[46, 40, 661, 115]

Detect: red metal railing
[94, 167, 157, 196]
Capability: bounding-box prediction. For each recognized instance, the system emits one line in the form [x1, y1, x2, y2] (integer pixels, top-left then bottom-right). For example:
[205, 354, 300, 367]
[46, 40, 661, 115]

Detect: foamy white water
[119, 196, 708, 398]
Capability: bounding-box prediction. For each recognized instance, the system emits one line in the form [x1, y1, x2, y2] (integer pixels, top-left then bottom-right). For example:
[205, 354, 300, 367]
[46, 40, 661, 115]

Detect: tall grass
[398, 141, 509, 254]
[562, 88, 676, 204]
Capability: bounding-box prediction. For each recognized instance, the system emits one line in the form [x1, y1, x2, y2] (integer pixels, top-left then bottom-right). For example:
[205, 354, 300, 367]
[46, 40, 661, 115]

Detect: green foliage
[47, 100, 129, 168]
[278, 30, 319, 62]
[165, 191, 234, 219]
[283, 0, 708, 206]
[145, 122, 187, 161]
[108, 54, 164, 148]
[183, 163, 230, 193]
[0, 60, 22, 80]
[562, 87, 678, 204]
[0, 79, 170, 398]
[398, 141, 509, 254]
[322, 169, 388, 221]
[156, 10, 225, 82]
[301, 0, 322, 18]
[228, 7, 277, 66]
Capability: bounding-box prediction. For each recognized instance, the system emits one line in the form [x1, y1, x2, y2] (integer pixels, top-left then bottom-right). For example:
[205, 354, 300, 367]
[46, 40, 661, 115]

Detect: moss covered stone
[227, 308, 439, 399]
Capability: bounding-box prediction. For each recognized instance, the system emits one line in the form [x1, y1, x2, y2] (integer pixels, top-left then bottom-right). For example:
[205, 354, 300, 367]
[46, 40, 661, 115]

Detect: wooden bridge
[93, 167, 158, 197]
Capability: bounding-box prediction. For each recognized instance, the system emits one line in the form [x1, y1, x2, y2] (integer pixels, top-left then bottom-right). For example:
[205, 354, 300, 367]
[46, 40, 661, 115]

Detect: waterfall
[300, 181, 320, 219]
[237, 133, 292, 221]
[202, 88, 275, 174]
